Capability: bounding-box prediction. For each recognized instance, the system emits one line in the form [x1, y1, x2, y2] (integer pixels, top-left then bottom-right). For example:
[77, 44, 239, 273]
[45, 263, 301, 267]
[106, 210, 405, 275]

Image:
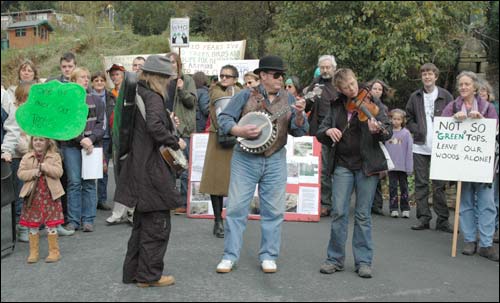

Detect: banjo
[237, 107, 289, 154]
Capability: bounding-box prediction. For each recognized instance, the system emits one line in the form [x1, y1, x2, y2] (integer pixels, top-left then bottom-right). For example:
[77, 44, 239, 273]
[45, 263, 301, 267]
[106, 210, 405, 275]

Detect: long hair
[14, 82, 33, 107]
[366, 79, 395, 101]
[138, 70, 171, 99]
[28, 136, 59, 155]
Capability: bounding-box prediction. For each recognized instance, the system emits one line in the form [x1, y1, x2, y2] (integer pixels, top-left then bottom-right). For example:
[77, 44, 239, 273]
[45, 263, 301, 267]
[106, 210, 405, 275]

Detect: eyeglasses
[220, 74, 236, 79]
[266, 71, 286, 79]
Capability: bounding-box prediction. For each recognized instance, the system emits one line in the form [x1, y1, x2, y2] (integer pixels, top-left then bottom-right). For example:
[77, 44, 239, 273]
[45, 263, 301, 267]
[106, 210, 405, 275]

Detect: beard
[321, 73, 332, 79]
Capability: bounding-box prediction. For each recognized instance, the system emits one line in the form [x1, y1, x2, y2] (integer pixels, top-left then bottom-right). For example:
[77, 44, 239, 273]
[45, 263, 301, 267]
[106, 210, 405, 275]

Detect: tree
[273, 1, 489, 108]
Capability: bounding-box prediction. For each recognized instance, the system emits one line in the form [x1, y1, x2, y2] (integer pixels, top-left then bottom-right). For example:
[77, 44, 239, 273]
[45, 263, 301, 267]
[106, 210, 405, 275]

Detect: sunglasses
[220, 74, 236, 79]
[266, 71, 286, 79]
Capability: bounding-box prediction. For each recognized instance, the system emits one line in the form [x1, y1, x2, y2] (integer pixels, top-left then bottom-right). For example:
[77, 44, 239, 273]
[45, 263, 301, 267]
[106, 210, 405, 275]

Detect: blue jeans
[460, 182, 496, 247]
[61, 146, 97, 228]
[326, 166, 378, 269]
[494, 173, 499, 230]
[97, 138, 110, 203]
[223, 148, 287, 262]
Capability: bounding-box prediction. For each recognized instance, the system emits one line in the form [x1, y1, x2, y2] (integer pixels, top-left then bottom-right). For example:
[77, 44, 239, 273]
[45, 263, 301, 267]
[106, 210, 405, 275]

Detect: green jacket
[173, 74, 197, 137]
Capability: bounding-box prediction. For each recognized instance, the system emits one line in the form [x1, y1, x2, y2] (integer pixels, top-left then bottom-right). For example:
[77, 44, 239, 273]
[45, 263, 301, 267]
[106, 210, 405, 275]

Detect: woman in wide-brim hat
[116, 55, 185, 288]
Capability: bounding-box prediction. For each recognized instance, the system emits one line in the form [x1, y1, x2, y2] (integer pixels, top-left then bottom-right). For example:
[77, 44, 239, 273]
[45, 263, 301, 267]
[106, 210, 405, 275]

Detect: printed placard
[430, 117, 496, 183]
[170, 18, 190, 47]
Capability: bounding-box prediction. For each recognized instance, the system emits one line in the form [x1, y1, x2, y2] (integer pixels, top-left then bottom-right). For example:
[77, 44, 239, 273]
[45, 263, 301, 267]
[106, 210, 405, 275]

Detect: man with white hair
[304, 55, 338, 217]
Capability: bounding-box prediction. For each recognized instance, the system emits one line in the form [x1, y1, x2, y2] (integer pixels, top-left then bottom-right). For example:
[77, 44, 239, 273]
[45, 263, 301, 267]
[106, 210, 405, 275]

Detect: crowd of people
[1, 51, 498, 288]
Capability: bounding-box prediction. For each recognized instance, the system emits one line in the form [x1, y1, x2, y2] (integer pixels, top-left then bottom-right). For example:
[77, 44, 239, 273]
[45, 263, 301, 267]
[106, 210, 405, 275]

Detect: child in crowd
[18, 136, 65, 263]
[384, 109, 413, 218]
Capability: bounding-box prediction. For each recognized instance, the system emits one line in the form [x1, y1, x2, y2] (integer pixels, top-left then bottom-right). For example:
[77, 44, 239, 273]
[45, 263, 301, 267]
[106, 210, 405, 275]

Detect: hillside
[1, 24, 173, 86]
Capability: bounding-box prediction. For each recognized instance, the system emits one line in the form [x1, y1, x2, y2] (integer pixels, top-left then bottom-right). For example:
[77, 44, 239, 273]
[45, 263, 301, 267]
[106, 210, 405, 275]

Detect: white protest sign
[215, 59, 259, 85]
[172, 41, 246, 75]
[170, 18, 190, 48]
[430, 117, 497, 183]
[103, 40, 246, 77]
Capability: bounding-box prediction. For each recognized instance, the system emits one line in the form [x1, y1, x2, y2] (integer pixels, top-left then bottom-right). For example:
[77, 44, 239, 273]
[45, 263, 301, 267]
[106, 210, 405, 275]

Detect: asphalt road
[1, 168, 499, 302]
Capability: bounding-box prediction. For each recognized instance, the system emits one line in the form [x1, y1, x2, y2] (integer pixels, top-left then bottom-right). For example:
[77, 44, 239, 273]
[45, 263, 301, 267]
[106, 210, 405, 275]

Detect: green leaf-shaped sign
[16, 81, 89, 140]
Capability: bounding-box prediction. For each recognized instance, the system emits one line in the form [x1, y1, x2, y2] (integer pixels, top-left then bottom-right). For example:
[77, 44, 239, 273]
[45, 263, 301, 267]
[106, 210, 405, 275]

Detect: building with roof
[7, 20, 54, 49]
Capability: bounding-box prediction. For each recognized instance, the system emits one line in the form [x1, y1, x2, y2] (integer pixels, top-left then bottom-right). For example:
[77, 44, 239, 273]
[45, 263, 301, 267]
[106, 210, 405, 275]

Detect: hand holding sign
[16, 81, 88, 140]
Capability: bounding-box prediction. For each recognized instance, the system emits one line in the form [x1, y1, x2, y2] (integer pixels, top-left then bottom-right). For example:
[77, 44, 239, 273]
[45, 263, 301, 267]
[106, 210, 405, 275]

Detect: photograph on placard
[285, 193, 298, 213]
[298, 157, 319, 184]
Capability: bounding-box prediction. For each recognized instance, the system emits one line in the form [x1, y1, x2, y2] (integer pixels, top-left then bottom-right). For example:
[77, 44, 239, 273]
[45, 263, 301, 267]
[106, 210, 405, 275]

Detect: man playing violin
[215, 55, 308, 274]
[316, 68, 392, 278]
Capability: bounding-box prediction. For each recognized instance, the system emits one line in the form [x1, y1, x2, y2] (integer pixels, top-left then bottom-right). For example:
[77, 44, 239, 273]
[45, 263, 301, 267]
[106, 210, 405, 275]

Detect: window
[15, 28, 26, 37]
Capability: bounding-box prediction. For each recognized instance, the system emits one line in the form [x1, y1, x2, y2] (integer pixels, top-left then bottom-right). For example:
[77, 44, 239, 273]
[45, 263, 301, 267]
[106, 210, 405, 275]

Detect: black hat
[254, 55, 287, 74]
[141, 55, 177, 77]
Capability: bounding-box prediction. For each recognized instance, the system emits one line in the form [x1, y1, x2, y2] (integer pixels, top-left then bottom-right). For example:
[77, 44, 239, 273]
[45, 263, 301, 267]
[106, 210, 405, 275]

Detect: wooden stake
[451, 181, 462, 257]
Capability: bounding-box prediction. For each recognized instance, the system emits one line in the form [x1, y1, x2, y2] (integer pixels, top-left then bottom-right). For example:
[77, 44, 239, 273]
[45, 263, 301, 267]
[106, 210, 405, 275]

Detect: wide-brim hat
[254, 55, 287, 74]
[141, 55, 177, 77]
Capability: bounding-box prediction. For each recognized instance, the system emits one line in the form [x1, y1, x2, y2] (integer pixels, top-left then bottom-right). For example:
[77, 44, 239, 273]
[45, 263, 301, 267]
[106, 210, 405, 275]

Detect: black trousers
[122, 210, 171, 283]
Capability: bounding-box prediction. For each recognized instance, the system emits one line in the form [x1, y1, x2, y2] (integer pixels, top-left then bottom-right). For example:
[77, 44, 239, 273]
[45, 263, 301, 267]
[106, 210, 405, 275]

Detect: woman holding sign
[442, 71, 499, 262]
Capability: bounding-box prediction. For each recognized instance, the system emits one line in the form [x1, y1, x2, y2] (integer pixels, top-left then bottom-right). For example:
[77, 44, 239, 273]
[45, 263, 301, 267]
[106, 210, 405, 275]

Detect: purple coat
[442, 95, 498, 121]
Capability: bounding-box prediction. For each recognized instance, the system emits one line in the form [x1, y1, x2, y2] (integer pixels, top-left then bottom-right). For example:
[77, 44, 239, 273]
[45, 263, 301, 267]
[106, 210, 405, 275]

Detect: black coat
[114, 81, 181, 212]
[316, 94, 393, 176]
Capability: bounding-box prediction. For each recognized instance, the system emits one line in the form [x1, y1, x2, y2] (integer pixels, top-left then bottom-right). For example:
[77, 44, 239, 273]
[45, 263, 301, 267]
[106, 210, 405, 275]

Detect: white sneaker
[216, 259, 234, 273]
[391, 211, 399, 218]
[261, 260, 277, 273]
[402, 210, 410, 218]
[106, 215, 125, 225]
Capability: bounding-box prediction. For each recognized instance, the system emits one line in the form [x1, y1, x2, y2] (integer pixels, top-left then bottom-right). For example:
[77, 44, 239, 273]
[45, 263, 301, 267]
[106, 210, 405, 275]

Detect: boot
[27, 233, 39, 264]
[45, 233, 61, 263]
[214, 220, 224, 238]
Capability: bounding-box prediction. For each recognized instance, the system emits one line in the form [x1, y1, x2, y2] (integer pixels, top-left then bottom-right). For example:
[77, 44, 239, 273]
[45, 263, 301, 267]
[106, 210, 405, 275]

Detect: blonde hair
[333, 68, 356, 88]
[138, 70, 171, 99]
[14, 82, 33, 107]
[29, 136, 59, 155]
[390, 108, 407, 127]
[244, 72, 259, 81]
[478, 80, 496, 102]
[70, 67, 90, 83]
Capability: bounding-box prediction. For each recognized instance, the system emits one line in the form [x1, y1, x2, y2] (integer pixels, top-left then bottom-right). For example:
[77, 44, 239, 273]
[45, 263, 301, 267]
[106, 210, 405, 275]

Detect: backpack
[112, 71, 138, 175]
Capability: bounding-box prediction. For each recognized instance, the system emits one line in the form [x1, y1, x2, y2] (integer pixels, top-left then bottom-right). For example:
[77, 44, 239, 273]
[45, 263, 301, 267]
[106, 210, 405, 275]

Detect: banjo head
[238, 112, 277, 153]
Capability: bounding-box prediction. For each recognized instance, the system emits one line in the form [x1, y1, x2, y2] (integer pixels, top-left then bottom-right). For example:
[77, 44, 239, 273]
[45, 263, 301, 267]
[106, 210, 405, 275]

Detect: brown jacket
[199, 83, 242, 196]
[114, 81, 182, 211]
[18, 151, 65, 200]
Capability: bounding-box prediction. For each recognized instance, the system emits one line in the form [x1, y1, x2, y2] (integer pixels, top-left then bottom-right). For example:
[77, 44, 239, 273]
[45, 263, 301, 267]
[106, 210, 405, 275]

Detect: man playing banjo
[215, 55, 309, 274]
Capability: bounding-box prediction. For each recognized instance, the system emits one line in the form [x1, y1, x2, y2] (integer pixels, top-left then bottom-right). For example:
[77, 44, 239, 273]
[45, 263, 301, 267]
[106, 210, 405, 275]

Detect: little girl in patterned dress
[18, 136, 65, 263]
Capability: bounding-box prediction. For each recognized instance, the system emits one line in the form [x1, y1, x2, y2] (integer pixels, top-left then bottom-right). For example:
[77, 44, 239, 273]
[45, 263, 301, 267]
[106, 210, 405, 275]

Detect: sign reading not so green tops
[430, 117, 497, 183]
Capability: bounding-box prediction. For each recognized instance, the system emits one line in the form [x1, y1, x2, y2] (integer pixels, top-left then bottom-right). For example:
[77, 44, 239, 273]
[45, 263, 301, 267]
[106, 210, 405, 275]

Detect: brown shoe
[174, 207, 187, 215]
[478, 246, 499, 262]
[320, 207, 331, 217]
[136, 275, 175, 288]
[462, 242, 477, 256]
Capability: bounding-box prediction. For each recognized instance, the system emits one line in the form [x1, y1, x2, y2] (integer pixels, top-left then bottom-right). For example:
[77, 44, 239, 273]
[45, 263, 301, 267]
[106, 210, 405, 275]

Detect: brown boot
[27, 233, 40, 264]
[45, 233, 61, 263]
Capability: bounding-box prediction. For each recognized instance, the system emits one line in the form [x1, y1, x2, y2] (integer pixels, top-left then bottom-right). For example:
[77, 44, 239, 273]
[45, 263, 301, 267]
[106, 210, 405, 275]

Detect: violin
[331, 87, 389, 147]
[346, 87, 379, 122]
